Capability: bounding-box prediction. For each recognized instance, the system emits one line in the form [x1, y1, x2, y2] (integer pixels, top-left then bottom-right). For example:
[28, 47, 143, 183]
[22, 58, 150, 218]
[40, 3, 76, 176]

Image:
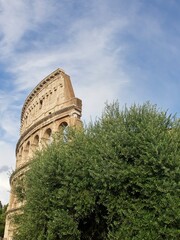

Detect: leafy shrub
[14, 102, 180, 240]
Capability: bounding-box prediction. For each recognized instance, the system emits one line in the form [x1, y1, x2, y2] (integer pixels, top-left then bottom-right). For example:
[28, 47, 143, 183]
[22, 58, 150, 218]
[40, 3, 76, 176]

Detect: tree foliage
[0, 201, 8, 237]
[14, 102, 180, 239]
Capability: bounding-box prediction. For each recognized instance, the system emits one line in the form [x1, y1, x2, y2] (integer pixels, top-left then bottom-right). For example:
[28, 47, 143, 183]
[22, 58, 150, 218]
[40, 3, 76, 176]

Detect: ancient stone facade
[4, 68, 82, 240]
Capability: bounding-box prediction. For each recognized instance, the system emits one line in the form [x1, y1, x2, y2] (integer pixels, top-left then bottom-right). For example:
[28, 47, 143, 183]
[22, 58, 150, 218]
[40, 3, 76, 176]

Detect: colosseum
[4, 68, 82, 240]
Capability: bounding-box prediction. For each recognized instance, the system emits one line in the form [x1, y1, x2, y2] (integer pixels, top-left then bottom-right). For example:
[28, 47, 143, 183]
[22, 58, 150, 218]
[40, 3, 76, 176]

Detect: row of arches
[16, 122, 68, 168]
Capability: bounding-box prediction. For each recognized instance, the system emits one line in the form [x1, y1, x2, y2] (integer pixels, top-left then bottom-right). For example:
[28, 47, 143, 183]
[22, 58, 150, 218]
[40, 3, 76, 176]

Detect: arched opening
[59, 122, 68, 142]
[24, 141, 30, 161]
[34, 135, 39, 146]
[31, 134, 40, 152]
[17, 146, 23, 166]
[39, 99, 43, 109]
[59, 122, 68, 128]
[43, 128, 53, 145]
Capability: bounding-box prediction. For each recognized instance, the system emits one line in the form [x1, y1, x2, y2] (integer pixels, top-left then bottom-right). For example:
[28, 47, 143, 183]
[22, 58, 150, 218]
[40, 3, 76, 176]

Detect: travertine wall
[4, 68, 82, 240]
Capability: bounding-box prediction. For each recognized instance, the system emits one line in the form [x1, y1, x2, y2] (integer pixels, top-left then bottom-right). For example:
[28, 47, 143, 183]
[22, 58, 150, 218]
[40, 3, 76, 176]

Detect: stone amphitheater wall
[4, 68, 82, 240]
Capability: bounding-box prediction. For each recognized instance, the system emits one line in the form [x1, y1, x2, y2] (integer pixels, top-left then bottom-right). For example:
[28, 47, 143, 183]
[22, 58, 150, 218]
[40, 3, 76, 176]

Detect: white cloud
[0, 0, 55, 56]
[1, 109, 20, 140]
[0, 171, 11, 205]
[0, 141, 15, 172]
[0, 141, 15, 204]
[0, 90, 21, 140]
[0, 91, 21, 204]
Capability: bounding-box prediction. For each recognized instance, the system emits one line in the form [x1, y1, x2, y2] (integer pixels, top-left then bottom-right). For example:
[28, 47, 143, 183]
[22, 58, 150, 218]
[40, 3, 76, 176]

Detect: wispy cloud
[0, 0, 56, 57]
[0, 165, 9, 173]
[0, 171, 11, 204]
[1, 1, 132, 121]
[0, 140, 15, 203]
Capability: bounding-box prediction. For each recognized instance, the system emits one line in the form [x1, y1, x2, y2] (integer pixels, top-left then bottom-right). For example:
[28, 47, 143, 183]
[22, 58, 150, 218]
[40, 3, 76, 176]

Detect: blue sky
[0, 0, 180, 204]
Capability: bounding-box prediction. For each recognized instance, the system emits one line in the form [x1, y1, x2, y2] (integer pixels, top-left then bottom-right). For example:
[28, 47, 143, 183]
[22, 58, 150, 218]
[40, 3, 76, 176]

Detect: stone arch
[34, 134, 39, 145]
[31, 134, 40, 152]
[24, 141, 30, 161]
[59, 121, 68, 128]
[16, 146, 23, 167]
[43, 128, 53, 145]
[59, 121, 68, 142]
[39, 99, 43, 109]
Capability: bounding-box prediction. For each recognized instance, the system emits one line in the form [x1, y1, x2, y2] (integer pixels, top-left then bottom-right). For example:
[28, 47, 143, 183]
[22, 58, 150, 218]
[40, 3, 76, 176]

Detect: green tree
[14, 102, 180, 240]
[0, 201, 8, 237]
